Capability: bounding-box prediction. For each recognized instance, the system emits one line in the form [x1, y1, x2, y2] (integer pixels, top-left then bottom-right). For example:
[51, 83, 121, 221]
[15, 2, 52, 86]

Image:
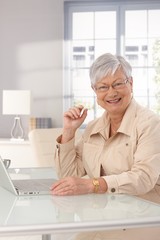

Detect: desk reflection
[1, 187, 160, 226]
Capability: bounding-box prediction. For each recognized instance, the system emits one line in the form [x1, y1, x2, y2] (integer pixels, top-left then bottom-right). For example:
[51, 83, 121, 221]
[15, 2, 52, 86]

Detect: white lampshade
[2, 90, 31, 115]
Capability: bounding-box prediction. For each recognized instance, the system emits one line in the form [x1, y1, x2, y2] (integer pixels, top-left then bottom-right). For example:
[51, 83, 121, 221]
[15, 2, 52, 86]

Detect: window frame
[64, 0, 160, 123]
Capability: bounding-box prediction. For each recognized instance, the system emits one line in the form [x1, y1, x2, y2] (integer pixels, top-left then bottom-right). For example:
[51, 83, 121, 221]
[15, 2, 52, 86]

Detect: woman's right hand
[61, 105, 88, 143]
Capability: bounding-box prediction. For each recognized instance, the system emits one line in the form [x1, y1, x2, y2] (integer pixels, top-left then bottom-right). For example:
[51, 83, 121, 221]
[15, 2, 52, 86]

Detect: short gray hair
[89, 53, 132, 86]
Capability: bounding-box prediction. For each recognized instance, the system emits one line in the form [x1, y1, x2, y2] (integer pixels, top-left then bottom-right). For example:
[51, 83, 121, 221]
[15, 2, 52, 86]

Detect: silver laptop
[0, 157, 57, 195]
[0, 187, 17, 224]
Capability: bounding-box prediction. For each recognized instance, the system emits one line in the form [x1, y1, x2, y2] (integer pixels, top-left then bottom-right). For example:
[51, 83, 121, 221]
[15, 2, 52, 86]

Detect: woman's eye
[114, 83, 121, 87]
[117, 82, 123, 85]
[99, 86, 108, 90]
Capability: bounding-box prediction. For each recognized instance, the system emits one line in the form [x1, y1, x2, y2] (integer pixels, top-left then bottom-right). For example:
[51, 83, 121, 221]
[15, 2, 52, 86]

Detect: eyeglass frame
[93, 78, 130, 93]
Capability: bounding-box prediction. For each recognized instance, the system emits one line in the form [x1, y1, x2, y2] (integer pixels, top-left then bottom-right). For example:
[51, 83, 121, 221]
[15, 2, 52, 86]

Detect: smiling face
[93, 68, 133, 118]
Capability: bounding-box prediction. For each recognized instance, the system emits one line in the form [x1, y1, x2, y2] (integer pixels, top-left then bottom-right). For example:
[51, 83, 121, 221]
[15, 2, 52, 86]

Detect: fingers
[64, 105, 87, 120]
[80, 108, 88, 120]
[51, 178, 75, 196]
[52, 185, 74, 196]
[50, 177, 92, 196]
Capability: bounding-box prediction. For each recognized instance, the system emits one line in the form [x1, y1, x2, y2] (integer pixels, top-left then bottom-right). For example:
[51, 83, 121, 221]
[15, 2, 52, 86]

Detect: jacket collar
[89, 99, 138, 137]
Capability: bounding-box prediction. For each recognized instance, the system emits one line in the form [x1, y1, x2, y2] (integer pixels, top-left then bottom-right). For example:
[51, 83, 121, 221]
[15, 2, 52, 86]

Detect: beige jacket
[55, 99, 160, 202]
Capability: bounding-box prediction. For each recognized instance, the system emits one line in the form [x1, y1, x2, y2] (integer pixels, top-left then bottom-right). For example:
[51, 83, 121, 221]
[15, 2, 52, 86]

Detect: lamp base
[11, 116, 24, 140]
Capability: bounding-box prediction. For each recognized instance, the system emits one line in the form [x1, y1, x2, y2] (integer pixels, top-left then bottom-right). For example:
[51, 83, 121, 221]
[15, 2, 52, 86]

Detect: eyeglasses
[94, 78, 129, 93]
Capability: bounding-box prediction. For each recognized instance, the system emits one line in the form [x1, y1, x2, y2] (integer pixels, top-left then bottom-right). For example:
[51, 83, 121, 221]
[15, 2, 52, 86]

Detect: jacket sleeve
[54, 135, 86, 179]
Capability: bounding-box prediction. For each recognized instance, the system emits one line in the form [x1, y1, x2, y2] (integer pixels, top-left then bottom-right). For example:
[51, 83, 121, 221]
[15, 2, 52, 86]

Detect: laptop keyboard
[12, 179, 55, 191]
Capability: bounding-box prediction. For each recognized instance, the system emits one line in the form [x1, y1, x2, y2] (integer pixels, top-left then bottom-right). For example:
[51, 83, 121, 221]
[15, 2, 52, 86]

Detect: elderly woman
[51, 53, 160, 203]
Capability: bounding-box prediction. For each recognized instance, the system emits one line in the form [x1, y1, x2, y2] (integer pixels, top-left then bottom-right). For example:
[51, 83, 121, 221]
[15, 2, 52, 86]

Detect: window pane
[148, 10, 160, 38]
[125, 39, 148, 67]
[95, 11, 116, 38]
[132, 68, 157, 110]
[72, 69, 91, 96]
[95, 40, 116, 58]
[72, 40, 94, 68]
[133, 68, 148, 99]
[125, 10, 147, 38]
[72, 69, 95, 125]
[73, 12, 94, 39]
[148, 39, 160, 66]
[124, 8, 160, 113]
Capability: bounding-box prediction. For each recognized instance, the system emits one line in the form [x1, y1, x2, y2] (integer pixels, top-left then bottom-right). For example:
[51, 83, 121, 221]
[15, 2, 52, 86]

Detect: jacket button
[111, 188, 116, 193]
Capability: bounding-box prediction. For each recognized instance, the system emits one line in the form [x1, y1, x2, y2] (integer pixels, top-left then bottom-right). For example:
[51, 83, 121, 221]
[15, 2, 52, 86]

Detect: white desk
[0, 168, 160, 240]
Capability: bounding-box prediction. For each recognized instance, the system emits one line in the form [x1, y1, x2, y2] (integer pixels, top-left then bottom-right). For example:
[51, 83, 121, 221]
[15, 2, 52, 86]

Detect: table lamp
[2, 90, 31, 141]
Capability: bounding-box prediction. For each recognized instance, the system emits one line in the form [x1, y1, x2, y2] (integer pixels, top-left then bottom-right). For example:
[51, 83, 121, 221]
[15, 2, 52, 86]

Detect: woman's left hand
[50, 177, 94, 196]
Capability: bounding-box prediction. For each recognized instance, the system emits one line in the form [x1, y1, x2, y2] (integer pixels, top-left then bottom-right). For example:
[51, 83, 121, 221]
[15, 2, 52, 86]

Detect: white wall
[0, 0, 64, 138]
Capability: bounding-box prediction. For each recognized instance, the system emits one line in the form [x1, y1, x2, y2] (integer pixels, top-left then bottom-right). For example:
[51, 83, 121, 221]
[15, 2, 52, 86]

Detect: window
[64, 1, 160, 126]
